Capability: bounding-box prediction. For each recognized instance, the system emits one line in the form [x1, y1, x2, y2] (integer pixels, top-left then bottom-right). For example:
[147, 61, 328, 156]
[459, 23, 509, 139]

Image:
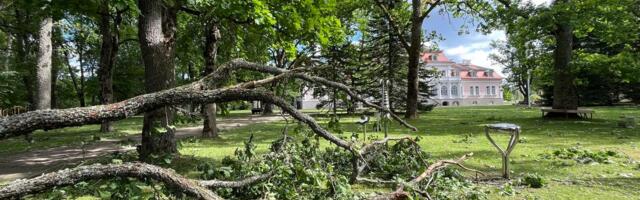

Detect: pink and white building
[422, 50, 504, 106]
[295, 50, 504, 109]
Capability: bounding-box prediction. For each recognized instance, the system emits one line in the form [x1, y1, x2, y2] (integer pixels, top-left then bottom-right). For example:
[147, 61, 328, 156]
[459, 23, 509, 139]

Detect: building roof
[422, 50, 502, 80]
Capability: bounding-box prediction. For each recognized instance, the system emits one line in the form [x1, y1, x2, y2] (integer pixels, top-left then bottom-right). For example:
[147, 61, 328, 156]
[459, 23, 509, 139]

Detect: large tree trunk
[137, 0, 178, 160]
[550, 0, 578, 111]
[404, 0, 424, 119]
[35, 17, 52, 110]
[201, 22, 220, 138]
[98, 0, 120, 132]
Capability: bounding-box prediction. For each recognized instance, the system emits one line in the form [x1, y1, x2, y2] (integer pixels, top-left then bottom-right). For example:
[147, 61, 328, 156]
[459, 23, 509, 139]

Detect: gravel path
[0, 115, 282, 183]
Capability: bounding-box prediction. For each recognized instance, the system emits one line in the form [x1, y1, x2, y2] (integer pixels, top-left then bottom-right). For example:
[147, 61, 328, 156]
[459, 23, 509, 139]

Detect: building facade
[422, 51, 503, 106]
[293, 50, 504, 109]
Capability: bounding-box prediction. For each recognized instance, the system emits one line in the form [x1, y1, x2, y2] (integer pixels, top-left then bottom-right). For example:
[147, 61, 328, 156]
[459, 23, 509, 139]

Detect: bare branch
[200, 172, 273, 188]
[369, 153, 477, 200]
[0, 162, 222, 200]
[420, 0, 442, 19]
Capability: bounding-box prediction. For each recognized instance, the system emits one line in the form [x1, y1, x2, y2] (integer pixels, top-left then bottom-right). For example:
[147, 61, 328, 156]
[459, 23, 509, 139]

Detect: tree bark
[97, 0, 121, 132]
[403, 0, 426, 119]
[550, 0, 578, 110]
[137, 0, 179, 160]
[201, 22, 220, 138]
[76, 34, 86, 107]
[35, 16, 52, 110]
[0, 162, 223, 200]
[51, 36, 59, 109]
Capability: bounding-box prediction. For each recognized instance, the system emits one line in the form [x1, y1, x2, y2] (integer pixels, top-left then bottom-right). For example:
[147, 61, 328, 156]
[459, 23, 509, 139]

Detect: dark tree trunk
[551, 0, 578, 111]
[35, 16, 52, 110]
[78, 40, 86, 107]
[201, 22, 220, 138]
[262, 101, 274, 115]
[98, 0, 121, 132]
[137, 0, 179, 160]
[264, 49, 287, 115]
[404, 0, 424, 119]
[51, 38, 59, 109]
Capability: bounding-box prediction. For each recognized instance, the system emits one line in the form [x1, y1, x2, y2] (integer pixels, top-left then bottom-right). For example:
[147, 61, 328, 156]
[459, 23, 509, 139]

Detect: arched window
[451, 86, 458, 96]
[441, 86, 448, 96]
[491, 86, 496, 95]
[470, 86, 474, 96]
[486, 86, 490, 95]
[475, 86, 479, 96]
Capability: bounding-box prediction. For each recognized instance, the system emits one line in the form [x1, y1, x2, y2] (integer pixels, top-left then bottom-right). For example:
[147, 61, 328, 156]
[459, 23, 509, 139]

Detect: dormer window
[432, 55, 438, 61]
[469, 70, 476, 77]
[484, 70, 493, 77]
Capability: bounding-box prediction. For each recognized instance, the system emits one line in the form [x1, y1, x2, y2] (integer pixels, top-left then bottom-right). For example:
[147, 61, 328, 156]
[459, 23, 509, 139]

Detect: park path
[0, 115, 282, 183]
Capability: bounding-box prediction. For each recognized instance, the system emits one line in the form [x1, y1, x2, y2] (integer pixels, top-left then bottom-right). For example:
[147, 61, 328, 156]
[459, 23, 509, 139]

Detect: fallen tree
[0, 162, 272, 200]
[0, 59, 480, 198]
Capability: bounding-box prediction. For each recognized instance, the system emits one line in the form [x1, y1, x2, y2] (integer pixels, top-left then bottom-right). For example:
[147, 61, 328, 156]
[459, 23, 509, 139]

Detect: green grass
[0, 117, 144, 157]
[3, 106, 640, 199]
[177, 105, 640, 199]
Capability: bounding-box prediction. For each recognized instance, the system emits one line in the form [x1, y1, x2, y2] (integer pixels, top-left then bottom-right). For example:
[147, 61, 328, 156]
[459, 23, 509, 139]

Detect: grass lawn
[177, 105, 640, 199]
[3, 105, 639, 199]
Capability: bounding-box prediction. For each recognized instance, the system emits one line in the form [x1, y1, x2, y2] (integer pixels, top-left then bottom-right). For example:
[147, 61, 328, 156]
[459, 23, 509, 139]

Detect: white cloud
[523, 0, 551, 6]
[441, 31, 506, 75]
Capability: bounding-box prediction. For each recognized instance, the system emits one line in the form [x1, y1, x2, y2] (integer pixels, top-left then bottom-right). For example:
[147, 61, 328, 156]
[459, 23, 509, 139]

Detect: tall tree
[375, 0, 439, 119]
[97, 0, 125, 132]
[549, 0, 576, 110]
[201, 22, 220, 138]
[35, 5, 52, 110]
[489, 0, 638, 111]
[137, 0, 180, 160]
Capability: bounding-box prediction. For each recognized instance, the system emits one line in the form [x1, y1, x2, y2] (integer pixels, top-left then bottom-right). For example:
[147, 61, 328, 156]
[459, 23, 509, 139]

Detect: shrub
[521, 173, 546, 188]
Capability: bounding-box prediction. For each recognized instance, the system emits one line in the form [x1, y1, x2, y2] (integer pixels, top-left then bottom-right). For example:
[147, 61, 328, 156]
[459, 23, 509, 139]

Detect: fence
[0, 106, 27, 117]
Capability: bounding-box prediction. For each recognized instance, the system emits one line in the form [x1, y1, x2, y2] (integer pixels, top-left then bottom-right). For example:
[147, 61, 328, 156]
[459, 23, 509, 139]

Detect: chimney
[462, 59, 471, 65]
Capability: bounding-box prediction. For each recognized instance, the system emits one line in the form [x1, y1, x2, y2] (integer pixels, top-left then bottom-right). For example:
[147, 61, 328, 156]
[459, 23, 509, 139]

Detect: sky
[423, 0, 550, 74]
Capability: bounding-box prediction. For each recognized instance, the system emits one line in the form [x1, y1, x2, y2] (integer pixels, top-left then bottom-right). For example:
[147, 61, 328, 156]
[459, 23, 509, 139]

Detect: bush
[521, 173, 546, 188]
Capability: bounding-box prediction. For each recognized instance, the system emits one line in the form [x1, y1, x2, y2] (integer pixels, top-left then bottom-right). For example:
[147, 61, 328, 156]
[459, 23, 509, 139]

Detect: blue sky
[421, 0, 549, 74]
[423, 10, 505, 73]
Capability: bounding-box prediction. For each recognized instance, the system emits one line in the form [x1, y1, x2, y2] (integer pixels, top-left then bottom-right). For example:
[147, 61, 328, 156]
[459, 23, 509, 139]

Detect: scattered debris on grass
[539, 145, 620, 165]
[453, 133, 475, 144]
